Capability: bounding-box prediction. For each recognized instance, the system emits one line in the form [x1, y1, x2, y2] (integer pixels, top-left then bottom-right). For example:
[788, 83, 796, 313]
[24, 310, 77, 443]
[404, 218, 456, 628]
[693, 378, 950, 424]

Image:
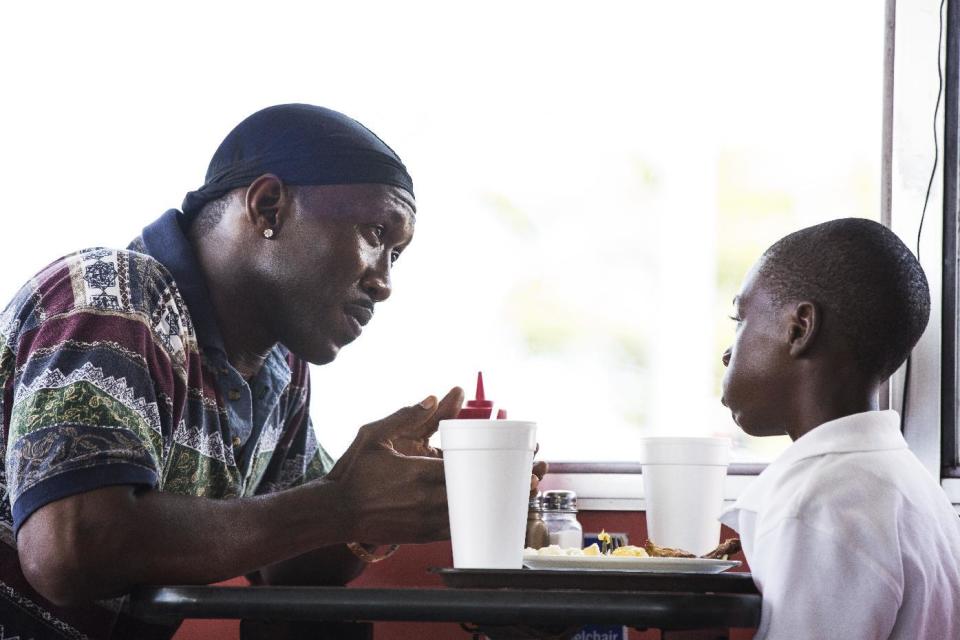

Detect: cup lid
[637, 436, 731, 466]
[439, 419, 537, 451]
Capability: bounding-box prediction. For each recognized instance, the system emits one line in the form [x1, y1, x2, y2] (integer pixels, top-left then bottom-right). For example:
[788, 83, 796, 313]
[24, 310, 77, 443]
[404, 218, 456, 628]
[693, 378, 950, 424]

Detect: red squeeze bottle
[457, 372, 507, 419]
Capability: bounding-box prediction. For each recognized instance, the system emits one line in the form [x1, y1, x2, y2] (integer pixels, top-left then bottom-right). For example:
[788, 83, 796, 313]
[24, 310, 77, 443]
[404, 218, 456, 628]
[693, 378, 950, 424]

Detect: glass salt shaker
[525, 493, 550, 549]
[542, 490, 583, 549]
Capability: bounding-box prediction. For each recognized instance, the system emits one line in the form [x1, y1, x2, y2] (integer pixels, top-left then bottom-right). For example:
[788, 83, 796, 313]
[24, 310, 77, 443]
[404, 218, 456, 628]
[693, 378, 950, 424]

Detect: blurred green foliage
[477, 148, 877, 458]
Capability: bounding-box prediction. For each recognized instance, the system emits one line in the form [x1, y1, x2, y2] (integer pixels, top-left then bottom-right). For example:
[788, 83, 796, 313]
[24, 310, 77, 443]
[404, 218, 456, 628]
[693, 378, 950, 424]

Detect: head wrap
[181, 104, 414, 219]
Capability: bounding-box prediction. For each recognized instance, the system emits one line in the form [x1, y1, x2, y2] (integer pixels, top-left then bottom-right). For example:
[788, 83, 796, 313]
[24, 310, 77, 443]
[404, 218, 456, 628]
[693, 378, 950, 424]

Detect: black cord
[915, 0, 947, 264]
[902, 0, 946, 428]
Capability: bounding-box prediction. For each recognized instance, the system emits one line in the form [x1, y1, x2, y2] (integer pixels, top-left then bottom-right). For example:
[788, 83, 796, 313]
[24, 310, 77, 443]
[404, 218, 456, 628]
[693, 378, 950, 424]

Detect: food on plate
[522, 544, 602, 557]
[597, 530, 613, 554]
[643, 540, 697, 558]
[610, 545, 649, 557]
[524, 545, 588, 556]
[528, 545, 566, 556]
[643, 538, 742, 559]
[700, 538, 742, 560]
[522, 537, 741, 561]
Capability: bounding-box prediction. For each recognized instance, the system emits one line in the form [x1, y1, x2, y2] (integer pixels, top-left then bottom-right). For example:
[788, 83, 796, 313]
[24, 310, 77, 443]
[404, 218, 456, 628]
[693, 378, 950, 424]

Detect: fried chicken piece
[643, 540, 696, 558]
[700, 538, 742, 560]
[643, 538, 742, 559]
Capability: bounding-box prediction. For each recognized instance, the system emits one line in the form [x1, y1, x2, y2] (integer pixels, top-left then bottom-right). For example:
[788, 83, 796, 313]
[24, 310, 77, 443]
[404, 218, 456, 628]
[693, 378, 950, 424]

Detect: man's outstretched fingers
[331, 399, 442, 477]
[358, 398, 441, 445]
[416, 387, 465, 440]
[438, 386, 465, 416]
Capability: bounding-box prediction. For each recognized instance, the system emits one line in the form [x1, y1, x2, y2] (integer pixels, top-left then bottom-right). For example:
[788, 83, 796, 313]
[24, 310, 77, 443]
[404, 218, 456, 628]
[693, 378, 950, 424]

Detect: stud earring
[263, 229, 274, 239]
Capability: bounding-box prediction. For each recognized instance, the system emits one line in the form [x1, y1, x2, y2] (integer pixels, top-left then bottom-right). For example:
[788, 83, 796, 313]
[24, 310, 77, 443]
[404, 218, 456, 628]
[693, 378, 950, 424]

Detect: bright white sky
[0, 1, 883, 460]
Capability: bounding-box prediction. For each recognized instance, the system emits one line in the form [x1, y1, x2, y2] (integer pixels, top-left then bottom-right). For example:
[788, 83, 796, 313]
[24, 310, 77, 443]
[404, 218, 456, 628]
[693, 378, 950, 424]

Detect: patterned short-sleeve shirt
[0, 210, 335, 639]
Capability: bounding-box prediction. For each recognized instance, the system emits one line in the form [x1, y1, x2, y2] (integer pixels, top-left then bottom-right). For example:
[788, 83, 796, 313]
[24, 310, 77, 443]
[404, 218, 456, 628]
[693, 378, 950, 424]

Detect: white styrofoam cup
[440, 419, 537, 569]
[638, 436, 731, 555]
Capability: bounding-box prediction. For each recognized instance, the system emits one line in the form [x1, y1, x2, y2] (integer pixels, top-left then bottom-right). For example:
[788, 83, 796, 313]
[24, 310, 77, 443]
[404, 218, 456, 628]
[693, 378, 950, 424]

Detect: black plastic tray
[430, 567, 758, 594]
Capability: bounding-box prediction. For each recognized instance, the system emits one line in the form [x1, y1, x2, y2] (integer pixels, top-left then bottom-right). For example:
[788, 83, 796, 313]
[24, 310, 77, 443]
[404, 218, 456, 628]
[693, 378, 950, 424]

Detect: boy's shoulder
[755, 443, 945, 542]
[749, 413, 906, 516]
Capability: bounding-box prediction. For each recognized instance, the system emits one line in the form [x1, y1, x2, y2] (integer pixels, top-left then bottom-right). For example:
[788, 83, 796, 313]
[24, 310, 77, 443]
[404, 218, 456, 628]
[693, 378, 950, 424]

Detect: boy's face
[720, 262, 793, 438]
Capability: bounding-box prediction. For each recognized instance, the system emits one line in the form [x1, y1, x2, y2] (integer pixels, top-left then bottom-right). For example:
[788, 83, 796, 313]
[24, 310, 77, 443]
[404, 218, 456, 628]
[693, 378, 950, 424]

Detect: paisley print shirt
[0, 209, 334, 639]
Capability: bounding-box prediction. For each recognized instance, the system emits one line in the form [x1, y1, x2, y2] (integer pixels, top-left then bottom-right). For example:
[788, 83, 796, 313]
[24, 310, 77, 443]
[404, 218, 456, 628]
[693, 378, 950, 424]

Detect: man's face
[720, 262, 793, 437]
[270, 183, 415, 365]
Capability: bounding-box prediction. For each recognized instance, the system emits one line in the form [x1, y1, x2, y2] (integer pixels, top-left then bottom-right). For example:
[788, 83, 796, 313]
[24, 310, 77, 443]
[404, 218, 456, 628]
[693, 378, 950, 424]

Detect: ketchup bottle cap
[456, 372, 507, 419]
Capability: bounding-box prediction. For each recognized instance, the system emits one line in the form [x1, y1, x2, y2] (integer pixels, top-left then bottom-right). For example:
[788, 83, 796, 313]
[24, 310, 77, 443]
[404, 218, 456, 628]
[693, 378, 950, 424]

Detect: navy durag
[180, 104, 414, 220]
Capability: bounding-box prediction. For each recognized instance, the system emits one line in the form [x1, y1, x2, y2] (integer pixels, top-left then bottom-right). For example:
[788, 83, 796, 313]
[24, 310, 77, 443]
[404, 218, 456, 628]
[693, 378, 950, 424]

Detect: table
[128, 570, 761, 638]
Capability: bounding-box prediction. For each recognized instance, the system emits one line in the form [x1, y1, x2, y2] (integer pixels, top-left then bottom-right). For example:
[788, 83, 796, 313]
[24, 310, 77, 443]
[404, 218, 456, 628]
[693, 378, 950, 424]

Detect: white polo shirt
[720, 410, 960, 639]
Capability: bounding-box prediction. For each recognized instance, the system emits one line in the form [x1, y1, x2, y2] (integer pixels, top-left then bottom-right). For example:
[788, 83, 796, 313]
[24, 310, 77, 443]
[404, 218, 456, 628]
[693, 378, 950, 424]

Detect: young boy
[719, 218, 960, 639]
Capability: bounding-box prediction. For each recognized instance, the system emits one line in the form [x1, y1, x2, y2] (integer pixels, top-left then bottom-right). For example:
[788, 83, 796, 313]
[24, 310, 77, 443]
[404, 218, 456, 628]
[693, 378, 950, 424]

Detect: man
[0, 104, 489, 639]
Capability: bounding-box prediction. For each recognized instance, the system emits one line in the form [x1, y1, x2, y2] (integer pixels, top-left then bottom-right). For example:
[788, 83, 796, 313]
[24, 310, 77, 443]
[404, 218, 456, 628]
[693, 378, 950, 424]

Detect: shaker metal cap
[529, 492, 543, 510]
[542, 490, 578, 512]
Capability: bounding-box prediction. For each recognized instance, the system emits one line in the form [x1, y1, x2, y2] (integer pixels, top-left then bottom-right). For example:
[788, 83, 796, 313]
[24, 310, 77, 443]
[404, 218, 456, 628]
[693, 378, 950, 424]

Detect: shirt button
[232, 436, 242, 447]
[219, 367, 229, 376]
[228, 389, 241, 401]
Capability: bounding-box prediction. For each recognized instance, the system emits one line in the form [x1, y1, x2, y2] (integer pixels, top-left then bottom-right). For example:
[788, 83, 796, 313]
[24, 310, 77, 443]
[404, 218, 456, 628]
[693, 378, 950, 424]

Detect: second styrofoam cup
[440, 419, 537, 568]
[638, 436, 731, 555]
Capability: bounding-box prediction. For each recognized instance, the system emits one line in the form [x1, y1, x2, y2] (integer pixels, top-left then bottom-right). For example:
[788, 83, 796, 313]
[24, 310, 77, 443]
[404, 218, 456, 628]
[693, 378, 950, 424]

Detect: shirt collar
[135, 209, 225, 351]
[773, 410, 905, 465]
[260, 343, 293, 389]
[724, 410, 906, 517]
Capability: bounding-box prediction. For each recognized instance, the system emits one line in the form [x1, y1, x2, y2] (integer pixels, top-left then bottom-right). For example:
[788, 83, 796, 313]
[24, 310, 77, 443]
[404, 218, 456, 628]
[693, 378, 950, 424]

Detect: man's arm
[16, 396, 453, 606]
[249, 545, 366, 586]
[243, 387, 469, 588]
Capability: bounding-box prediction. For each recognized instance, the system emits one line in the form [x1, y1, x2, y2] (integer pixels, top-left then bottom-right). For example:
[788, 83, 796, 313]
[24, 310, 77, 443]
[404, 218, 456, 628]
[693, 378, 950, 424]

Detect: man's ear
[244, 173, 290, 237]
[787, 300, 819, 357]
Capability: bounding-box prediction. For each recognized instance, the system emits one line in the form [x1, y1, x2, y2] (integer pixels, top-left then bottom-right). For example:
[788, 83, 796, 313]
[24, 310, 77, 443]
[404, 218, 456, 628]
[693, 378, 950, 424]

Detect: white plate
[522, 555, 740, 574]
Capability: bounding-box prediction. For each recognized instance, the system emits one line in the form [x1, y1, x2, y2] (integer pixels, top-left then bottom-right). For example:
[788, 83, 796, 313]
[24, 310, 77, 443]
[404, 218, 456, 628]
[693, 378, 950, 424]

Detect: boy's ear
[787, 300, 819, 357]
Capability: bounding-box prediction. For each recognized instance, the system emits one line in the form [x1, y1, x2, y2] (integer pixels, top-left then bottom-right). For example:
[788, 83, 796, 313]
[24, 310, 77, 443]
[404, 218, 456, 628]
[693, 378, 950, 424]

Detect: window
[307, 1, 887, 464]
[1, 1, 935, 472]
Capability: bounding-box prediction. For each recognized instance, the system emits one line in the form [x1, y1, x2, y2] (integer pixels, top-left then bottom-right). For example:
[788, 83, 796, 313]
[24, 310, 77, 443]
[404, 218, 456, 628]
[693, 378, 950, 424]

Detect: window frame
[942, 0, 960, 477]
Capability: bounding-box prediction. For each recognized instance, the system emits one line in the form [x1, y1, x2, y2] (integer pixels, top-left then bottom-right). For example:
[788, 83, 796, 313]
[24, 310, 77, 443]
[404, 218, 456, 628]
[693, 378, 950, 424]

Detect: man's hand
[381, 387, 464, 457]
[368, 388, 547, 493]
[382, 390, 547, 494]
[325, 387, 464, 544]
